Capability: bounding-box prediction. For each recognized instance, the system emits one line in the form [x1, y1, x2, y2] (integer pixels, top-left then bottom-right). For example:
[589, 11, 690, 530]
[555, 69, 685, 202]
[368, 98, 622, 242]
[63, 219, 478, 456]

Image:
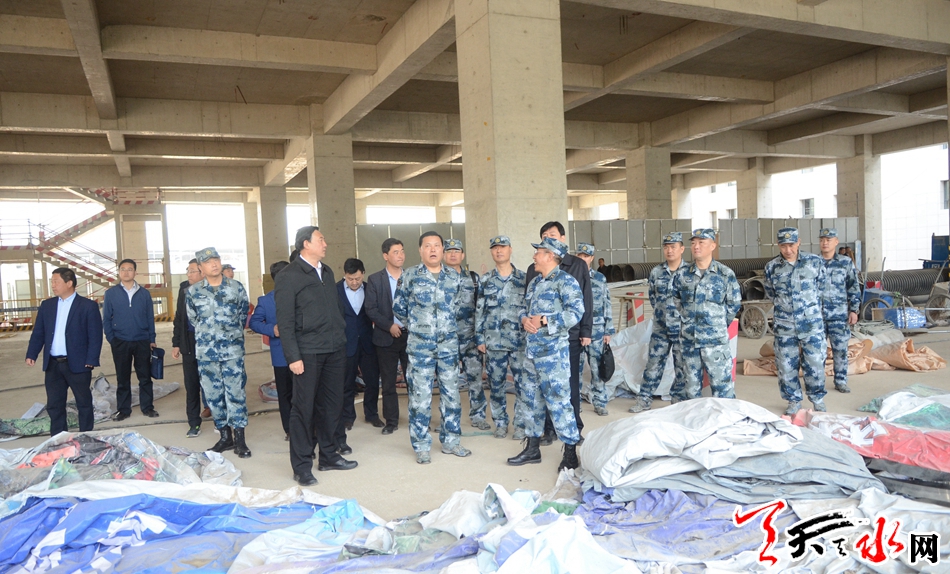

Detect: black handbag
[150, 347, 165, 380]
[599, 342, 615, 381]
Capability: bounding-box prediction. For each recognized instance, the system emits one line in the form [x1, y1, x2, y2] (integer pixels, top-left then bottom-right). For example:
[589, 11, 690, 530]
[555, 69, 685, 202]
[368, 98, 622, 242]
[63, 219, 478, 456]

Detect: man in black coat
[172, 258, 204, 438]
[275, 226, 357, 487]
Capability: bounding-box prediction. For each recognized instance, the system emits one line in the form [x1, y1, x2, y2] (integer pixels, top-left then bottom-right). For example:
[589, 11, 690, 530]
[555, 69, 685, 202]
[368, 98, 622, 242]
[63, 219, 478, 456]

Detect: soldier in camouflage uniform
[393, 231, 471, 464]
[476, 235, 528, 440]
[630, 232, 687, 413]
[443, 239, 489, 430]
[671, 229, 742, 401]
[575, 243, 614, 416]
[507, 237, 584, 472]
[186, 247, 252, 458]
[818, 228, 861, 394]
[764, 227, 828, 415]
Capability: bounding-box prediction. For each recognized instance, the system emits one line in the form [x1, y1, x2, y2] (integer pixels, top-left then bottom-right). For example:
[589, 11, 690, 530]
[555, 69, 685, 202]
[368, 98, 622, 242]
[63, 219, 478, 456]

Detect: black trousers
[375, 333, 407, 426]
[111, 338, 154, 414]
[183, 351, 202, 428]
[273, 365, 293, 434]
[45, 360, 93, 435]
[334, 345, 380, 446]
[545, 338, 584, 435]
[289, 349, 345, 475]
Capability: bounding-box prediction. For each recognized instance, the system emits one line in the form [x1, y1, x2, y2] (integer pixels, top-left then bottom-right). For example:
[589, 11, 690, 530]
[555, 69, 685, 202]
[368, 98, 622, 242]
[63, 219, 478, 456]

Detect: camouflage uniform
[641, 237, 687, 404]
[186, 275, 250, 430]
[393, 263, 464, 453]
[522, 239, 584, 445]
[819, 230, 862, 391]
[476, 262, 528, 433]
[764, 228, 828, 406]
[577, 251, 615, 410]
[672, 234, 741, 400]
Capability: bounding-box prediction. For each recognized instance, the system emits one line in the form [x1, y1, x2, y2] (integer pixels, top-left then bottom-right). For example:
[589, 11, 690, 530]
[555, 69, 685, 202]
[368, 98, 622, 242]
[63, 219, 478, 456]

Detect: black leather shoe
[337, 442, 353, 455]
[539, 428, 556, 446]
[382, 424, 397, 435]
[345, 421, 353, 431]
[142, 409, 159, 418]
[318, 458, 358, 471]
[293, 473, 318, 487]
[367, 418, 385, 428]
[111, 411, 130, 422]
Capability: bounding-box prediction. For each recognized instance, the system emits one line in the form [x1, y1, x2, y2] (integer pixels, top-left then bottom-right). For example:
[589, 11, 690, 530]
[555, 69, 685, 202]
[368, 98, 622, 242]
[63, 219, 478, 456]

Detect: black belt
[51, 356, 68, 363]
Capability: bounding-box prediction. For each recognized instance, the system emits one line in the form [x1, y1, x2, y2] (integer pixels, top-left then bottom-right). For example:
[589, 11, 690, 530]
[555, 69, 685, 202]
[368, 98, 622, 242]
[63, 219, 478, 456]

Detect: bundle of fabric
[742, 338, 894, 377]
[580, 398, 884, 504]
[868, 339, 947, 371]
[859, 384, 950, 430]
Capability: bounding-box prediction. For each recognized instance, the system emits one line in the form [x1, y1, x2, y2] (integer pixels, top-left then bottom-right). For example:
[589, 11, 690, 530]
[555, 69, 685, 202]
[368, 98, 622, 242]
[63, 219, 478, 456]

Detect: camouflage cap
[444, 238, 463, 251]
[819, 228, 838, 239]
[691, 228, 716, 241]
[576, 243, 596, 256]
[777, 227, 799, 244]
[195, 246, 221, 263]
[663, 232, 683, 245]
[221, 263, 235, 270]
[531, 236, 569, 259]
[489, 235, 511, 248]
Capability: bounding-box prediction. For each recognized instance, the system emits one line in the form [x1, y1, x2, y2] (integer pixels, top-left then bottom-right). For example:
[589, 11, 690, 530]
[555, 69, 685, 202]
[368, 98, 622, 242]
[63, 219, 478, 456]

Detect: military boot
[507, 437, 542, 466]
[233, 427, 252, 458]
[557, 443, 580, 472]
[539, 427, 557, 446]
[210, 426, 234, 452]
[628, 396, 652, 413]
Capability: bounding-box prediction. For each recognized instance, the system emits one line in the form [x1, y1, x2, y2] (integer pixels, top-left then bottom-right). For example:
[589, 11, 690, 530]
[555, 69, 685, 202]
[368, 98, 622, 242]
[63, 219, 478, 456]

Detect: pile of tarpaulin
[3, 400, 950, 572]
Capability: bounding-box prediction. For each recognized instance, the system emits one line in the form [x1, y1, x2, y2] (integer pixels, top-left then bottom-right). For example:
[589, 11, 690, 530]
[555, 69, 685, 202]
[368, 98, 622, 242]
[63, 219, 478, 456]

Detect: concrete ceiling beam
[391, 144, 461, 182]
[763, 156, 835, 175]
[0, 133, 110, 155]
[262, 137, 308, 187]
[573, 0, 950, 53]
[909, 87, 949, 115]
[597, 171, 627, 185]
[565, 149, 626, 174]
[670, 153, 732, 167]
[616, 72, 774, 103]
[872, 120, 948, 155]
[564, 21, 751, 111]
[671, 129, 855, 158]
[651, 47, 946, 146]
[0, 164, 263, 189]
[676, 157, 751, 171]
[100, 25, 377, 75]
[352, 145, 439, 164]
[323, 0, 456, 135]
[813, 92, 911, 115]
[0, 15, 76, 57]
[567, 173, 625, 192]
[354, 168, 462, 191]
[60, 0, 117, 120]
[767, 112, 890, 145]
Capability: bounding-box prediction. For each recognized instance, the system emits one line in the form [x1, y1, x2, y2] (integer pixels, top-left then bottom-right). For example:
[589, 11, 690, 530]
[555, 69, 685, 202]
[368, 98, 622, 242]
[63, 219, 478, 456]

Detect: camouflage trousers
[641, 330, 687, 401]
[486, 349, 527, 430]
[523, 345, 580, 445]
[825, 320, 850, 388]
[579, 336, 608, 409]
[406, 351, 461, 453]
[197, 357, 248, 429]
[681, 342, 735, 399]
[459, 343, 487, 422]
[774, 331, 827, 403]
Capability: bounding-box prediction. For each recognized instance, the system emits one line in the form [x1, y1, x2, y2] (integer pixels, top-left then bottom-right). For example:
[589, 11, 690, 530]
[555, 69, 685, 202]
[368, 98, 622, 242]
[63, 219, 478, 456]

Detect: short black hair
[289, 249, 299, 262]
[52, 267, 77, 288]
[419, 231, 444, 247]
[269, 261, 289, 280]
[118, 258, 137, 271]
[540, 221, 565, 238]
[188, 258, 198, 265]
[294, 226, 320, 252]
[381, 238, 403, 254]
[343, 258, 365, 275]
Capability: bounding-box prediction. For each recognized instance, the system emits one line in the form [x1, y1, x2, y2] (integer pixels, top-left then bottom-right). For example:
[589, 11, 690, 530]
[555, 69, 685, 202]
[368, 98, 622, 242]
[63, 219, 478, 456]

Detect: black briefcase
[599, 343, 615, 381]
[150, 347, 165, 380]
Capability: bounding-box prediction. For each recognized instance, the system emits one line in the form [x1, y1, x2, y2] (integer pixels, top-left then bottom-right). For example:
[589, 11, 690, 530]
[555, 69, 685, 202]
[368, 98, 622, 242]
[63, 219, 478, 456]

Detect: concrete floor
[2, 322, 950, 520]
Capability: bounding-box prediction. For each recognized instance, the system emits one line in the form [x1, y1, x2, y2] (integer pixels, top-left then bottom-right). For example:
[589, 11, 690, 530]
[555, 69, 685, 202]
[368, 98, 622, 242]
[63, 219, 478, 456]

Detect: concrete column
[307, 134, 356, 273]
[259, 186, 290, 265]
[40, 261, 49, 298]
[115, 216, 149, 285]
[671, 174, 687, 219]
[736, 157, 773, 218]
[355, 199, 368, 225]
[836, 134, 882, 271]
[456, 0, 568, 271]
[626, 147, 672, 219]
[159, 204, 172, 312]
[243, 195, 264, 299]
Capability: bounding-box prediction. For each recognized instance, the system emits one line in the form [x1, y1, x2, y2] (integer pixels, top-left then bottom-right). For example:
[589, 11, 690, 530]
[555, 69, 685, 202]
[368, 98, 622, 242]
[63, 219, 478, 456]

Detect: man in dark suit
[172, 258, 204, 437]
[334, 258, 380, 454]
[25, 267, 103, 435]
[364, 238, 407, 435]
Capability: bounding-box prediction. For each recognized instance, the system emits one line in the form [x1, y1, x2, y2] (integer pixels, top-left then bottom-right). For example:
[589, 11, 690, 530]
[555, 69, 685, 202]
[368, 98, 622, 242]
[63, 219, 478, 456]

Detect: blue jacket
[26, 294, 103, 373]
[249, 291, 287, 367]
[102, 284, 155, 344]
[337, 280, 375, 358]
